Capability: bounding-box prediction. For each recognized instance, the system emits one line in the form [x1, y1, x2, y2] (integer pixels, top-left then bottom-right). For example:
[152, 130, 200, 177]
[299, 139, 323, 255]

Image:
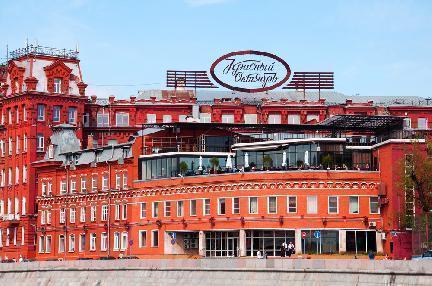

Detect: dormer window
[53, 78, 62, 94]
[14, 78, 19, 92]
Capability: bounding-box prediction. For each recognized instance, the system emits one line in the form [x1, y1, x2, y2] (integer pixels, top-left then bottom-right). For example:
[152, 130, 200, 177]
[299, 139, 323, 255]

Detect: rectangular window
[287, 196, 297, 213]
[41, 210, 46, 225]
[370, 197, 380, 214]
[80, 207, 86, 222]
[146, 114, 156, 123]
[200, 113, 211, 123]
[177, 201, 184, 217]
[221, 114, 234, 123]
[69, 234, 75, 252]
[46, 210, 51, 224]
[38, 236, 45, 253]
[23, 134, 27, 152]
[162, 115, 172, 123]
[23, 106, 27, 121]
[249, 197, 258, 214]
[217, 198, 225, 215]
[53, 78, 62, 93]
[45, 235, 52, 253]
[101, 232, 108, 251]
[268, 196, 277, 214]
[15, 136, 20, 154]
[79, 234, 86, 252]
[97, 112, 110, 127]
[268, 114, 281, 124]
[102, 174, 109, 191]
[92, 176, 98, 192]
[122, 173, 128, 189]
[69, 208, 76, 223]
[101, 205, 108, 221]
[203, 199, 211, 216]
[307, 196, 318, 214]
[8, 137, 12, 155]
[53, 106, 61, 122]
[68, 107, 77, 124]
[244, 114, 258, 124]
[116, 112, 129, 127]
[37, 105, 45, 121]
[121, 232, 128, 250]
[115, 204, 120, 220]
[122, 203, 127, 220]
[90, 205, 96, 222]
[115, 174, 121, 190]
[59, 235, 65, 253]
[70, 179, 76, 193]
[23, 166, 27, 183]
[60, 180, 67, 195]
[418, 118, 428, 129]
[151, 230, 159, 247]
[113, 232, 120, 250]
[232, 197, 240, 214]
[288, 114, 301, 124]
[152, 202, 159, 218]
[349, 196, 359, 214]
[80, 176, 87, 192]
[90, 233, 96, 251]
[139, 230, 147, 248]
[60, 208, 65, 224]
[37, 134, 44, 152]
[140, 202, 147, 219]
[328, 196, 338, 214]
[164, 201, 171, 217]
[190, 200, 197, 216]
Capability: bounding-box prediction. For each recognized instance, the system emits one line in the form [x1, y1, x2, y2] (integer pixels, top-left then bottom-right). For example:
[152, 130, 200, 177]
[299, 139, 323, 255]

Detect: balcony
[2, 214, 20, 224]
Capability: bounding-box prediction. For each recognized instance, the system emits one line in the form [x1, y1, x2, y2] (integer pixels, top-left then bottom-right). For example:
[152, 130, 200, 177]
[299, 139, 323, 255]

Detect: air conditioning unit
[369, 221, 377, 228]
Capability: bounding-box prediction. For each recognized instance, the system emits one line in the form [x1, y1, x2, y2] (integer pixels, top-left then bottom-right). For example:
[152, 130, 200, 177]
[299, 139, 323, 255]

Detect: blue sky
[1, 0, 431, 98]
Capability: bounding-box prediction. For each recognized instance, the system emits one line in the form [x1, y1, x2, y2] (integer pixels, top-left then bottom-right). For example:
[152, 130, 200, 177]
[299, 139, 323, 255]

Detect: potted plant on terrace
[209, 157, 219, 174]
[321, 154, 333, 170]
[263, 155, 273, 170]
[179, 161, 188, 176]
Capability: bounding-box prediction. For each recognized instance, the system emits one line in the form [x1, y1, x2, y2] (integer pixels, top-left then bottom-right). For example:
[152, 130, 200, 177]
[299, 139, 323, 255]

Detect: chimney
[130, 96, 136, 104]
[346, 99, 353, 105]
[87, 134, 94, 149]
[91, 95, 97, 103]
[109, 95, 115, 104]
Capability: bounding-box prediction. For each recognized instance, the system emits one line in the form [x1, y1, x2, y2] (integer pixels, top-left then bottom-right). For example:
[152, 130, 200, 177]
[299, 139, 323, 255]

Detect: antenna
[6, 44, 8, 62]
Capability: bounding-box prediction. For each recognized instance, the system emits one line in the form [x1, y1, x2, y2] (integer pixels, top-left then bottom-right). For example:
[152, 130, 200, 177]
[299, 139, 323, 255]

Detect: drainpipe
[106, 145, 115, 257]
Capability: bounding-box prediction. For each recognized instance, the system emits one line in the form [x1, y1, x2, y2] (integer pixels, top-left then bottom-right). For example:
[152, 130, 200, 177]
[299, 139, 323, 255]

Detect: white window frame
[267, 196, 277, 214]
[307, 195, 318, 214]
[151, 230, 159, 247]
[190, 199, 197, 216]
[287, 196, 297, 213]
[203, 198, 211, 216]
[349, 196, 360, 214]
[369, 196, 380, 214]
[328, 196, 339, 214]
[177, 201, 184, 217]
[139, 230, 147, 248]
[140, 202, 147, 219]
[249, 197, 258, 214]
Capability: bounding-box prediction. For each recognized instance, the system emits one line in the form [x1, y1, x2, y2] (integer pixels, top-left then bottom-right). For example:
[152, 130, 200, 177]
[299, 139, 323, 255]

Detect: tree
[321, 154, 333, 169]
[179, 161, 188, 175]
[263, 155, 273, 169]
[209, 157, 219, 173]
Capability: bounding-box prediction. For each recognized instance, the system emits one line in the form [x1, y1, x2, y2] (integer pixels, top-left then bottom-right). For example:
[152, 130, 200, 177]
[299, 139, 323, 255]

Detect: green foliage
[321, 154, 333, 168]
[263, 155, 273, 169]
[179, 161, 188, 175]
[209, 157, 219, 172]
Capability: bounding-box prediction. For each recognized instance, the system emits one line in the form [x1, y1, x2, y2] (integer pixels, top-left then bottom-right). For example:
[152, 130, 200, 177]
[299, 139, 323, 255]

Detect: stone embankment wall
[0, 259, 431, 285]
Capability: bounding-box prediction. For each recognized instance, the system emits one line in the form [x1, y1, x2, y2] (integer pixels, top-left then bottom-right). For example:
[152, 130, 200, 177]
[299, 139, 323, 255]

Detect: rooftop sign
[210, 50, 291, 93]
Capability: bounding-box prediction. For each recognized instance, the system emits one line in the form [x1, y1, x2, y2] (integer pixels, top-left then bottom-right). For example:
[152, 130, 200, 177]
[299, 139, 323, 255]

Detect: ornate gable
[7, 61, 25, 94]
[44, 60, 73, 94]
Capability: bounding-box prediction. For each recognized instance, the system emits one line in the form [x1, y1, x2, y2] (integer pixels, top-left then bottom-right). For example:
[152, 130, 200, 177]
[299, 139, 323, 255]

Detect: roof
[319, 114, 404, 131]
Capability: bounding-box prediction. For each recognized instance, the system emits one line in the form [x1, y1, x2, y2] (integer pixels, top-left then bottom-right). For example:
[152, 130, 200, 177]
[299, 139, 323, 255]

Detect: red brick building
[0, 45, 430, 260]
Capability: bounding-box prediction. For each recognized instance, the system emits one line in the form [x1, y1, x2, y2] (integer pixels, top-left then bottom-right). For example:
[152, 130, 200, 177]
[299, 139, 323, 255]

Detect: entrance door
[227, 237, 238, 257]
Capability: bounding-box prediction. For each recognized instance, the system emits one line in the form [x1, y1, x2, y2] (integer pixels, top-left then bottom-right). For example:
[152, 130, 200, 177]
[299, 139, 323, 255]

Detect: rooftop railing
[9, 44, 79, 60]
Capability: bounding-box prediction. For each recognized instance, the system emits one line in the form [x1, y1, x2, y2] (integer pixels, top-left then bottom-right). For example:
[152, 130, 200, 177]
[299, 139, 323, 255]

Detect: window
[307, 196, 318, 214]
[59, 235, 65, 253]
[101, 233, 108, 251]
[41, 182, 47, 196]
[230, 197, 239, 214]
[60, 180, 67, 195]
[152, 202, 159, 218]
[83, 113, 90, 127]
[177, 201, 184, 217]
[37, 104, 45, 121]
[162, 115, 172, 123]
[249, 197, 258, 214]
[70, 207, 76, 223]
[92, 176, 98, 192]
[115, 174, 121, 189]
[23, 166, 27, 183]
[79, 234, 86, 252]
[349, 196, 359, 214]
[115, 204, 120, 220]
[54, 78, 62, 93]
[200, 113, 211, 123]
[218, 198, 226, 215]
[70, 179, 76, 193]
[8, 137, 12, 155]
[287, 196, 297, 213]
[164, 201, 171, 217]
[53, 106, 61, 122]
[37, 134, 44, 152]
[15, 136, 20, 154]
[97, 112, 110, 127]
[41, 210, 46, 225]
[268, 114, 281, 124]
[80, 176, 87, 192]
[139, 230, 147, 248]
[90, 205, 96, 222]
[113, 232, 120, 250]
[140, 202, 147, 218]
[221, 114, 234, 123]
[203, 199, 211, 216]
[244, 114, 258, 124]
[68, 107, 77, 124]
[370, 197, 380, 214]
[21, 197, 27, 215]
[121, 232, 128, 250]
[418, 118, 428, 129]
[268, 196, 277, 214]
[151, 230, 159, 247]
[46, 236, 52, 253]
[179, 115, 187, 122]
[403, 118, 411, 129]
[306, 114, 319, 123]
[116, 112, 129, 127]
[39, 236, 45, 253]
[69, 234, 75, 252]
[46, 209, 51, 224]
[23, 134, 27, 152]
[101, 205, 108, 221]
[16, 107, 19, 124]
[23, 106, 27, 121]
[80, 207, 86, 222]
[0, 169, 4, 187]
[60, 208, 65, 224]
[8, 109, 12, 124]
[122, 203, 127, 220]
[14, 197, 19, 214]
[0, 140, 4, 157]
[122, 173, 128, 189]
[190, 200, 197, 216]
[90, 233, 97, 251]
[328, 196, 338, 214]
[146, 114, 156, 123]
[102, 174, 108, 191]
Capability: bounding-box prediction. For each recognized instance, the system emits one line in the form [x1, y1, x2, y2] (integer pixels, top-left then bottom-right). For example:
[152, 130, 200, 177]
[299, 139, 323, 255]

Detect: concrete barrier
[0, 259, 431, 285]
